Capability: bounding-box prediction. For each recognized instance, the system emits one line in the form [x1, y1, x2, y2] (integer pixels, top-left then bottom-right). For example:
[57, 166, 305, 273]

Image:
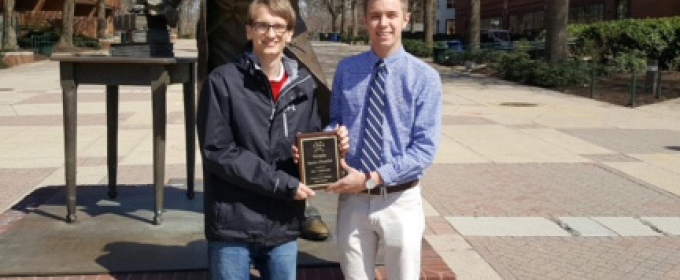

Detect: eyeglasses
[250, 22, 290, 35]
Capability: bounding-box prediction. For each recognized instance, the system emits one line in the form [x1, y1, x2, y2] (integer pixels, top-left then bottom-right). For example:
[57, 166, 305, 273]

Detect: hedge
[569, 17, 680, 70]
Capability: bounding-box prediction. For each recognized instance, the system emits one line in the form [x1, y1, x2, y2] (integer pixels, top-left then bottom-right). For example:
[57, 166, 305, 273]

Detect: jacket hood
[235, 42, 304, 84]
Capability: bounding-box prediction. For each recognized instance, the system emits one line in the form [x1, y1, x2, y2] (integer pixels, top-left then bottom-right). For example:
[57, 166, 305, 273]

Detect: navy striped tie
[360, 60, 387, 173]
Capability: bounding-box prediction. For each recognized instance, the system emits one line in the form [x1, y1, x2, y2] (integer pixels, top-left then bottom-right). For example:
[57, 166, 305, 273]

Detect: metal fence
[583, 68, 680, 107]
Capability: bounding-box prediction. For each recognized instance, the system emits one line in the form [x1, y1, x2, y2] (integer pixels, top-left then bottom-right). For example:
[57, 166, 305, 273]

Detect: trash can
[447, 40, 463, 52]
[331, 33, 339, 42]
[38, 43, 54, 57]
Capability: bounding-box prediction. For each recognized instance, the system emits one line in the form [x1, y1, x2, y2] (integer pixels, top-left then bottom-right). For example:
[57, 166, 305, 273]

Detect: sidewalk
[1, 40, 680, 279]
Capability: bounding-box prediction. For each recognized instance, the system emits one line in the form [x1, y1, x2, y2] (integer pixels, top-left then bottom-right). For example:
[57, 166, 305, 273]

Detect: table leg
[60, 62, 78, 223]
[151, 67, 169, 225]
[106, 85, 119, 199]
[183, 64, 196, 199]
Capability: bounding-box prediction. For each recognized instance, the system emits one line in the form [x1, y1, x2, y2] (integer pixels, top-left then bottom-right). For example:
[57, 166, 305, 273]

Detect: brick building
[1, 0, 121, 38]
[455, 0, 680, 40]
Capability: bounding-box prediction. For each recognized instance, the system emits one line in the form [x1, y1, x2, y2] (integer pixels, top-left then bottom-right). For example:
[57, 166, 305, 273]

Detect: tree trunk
[469, 0, 480, 51]
[340, 0, 349, 34]
[331, 14, 338, 33]
[2, 0, 18, 50]
[545, 0, 570, 64]
[97, 0, 106, 39]
[177, 1, 185, 36]
[423, 0, 435, 47]
[350, 0, 358, 37]
[409, 1, 417, 32]
[57, 0, 75, 49]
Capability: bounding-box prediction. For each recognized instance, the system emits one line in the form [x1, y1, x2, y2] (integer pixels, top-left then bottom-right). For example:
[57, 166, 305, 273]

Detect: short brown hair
[247, 0, 296, 29]
[363, 0, 409, 14]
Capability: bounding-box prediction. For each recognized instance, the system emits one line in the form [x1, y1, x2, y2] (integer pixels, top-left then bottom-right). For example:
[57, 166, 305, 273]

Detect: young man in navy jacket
[197, 0, 348, 278]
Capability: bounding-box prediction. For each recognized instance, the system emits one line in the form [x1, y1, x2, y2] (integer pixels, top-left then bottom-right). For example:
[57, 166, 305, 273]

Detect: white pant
[336, 185, 425, 280]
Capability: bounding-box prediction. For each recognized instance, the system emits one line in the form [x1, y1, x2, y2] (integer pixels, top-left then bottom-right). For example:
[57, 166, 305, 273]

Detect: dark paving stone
[581, 153, 642, 163]
[0, 183, 340, 276]
[562, 128, 680, 154]
[442, 115, 496, 125]
[0, 114, 133, 127]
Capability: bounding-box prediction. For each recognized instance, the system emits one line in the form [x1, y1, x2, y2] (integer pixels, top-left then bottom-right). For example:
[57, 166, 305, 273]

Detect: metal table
[53, 55, 197, 225]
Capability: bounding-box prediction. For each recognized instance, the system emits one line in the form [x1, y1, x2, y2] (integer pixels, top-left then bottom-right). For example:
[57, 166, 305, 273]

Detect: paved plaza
[1, 39, 680, 279]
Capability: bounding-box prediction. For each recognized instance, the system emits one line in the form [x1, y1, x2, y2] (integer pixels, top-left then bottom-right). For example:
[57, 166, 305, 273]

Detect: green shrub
[437, 50, 462, 65]
[434, 41, 447, 49]
[569, 17, 680, 69]
[353, 35, 369, 44]
[493, 52, 589, 88]
[402, 39, 432, 58]
[667, 56, 680, 72]
[607, 50, 647, 73]
[436, 49, 507, 66]
[73, 35, 101, 49]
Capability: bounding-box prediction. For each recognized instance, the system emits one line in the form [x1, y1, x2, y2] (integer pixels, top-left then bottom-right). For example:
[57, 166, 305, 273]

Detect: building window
[447, 0, 454, 9]
[569, 4, 604, 24]
[617, 0, 630, 19]
[481, 18, 502, 30]
[446, 19, 455, 34]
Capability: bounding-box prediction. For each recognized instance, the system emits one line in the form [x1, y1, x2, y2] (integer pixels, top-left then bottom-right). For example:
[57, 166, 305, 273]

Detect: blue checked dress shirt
[327, 47, 442, 186]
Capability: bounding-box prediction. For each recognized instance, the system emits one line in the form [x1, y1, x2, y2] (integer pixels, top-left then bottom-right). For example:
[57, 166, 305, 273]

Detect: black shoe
[300, 206, 330, 241]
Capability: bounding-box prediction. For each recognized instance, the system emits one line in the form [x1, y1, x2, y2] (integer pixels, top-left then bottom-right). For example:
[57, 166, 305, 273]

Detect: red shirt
[269, 72, 288, 103]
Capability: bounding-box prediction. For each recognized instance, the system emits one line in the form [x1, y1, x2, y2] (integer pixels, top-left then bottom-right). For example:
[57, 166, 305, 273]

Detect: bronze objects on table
[296, 132, 341, 190]
[111, 0, 182, 57]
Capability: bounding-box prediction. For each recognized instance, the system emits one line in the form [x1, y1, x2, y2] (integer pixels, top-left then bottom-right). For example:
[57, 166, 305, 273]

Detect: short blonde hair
[247, 0, 296, 29]
[363, 0, 409, 14]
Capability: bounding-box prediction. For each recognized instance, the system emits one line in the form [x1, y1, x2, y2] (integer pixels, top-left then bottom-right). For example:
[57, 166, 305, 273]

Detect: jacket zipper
[274, 75, 311, 137]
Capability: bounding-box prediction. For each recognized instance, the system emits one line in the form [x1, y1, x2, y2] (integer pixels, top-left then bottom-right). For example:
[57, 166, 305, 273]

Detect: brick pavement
[2, 39, 680, 279]
[468, 237, 680, 280]
[426, 72, 680, 279]
[423, 163, 680, 217]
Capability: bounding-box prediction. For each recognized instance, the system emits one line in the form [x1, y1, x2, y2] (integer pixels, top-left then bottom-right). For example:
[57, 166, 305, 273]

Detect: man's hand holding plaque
[293, 126, 349, 190]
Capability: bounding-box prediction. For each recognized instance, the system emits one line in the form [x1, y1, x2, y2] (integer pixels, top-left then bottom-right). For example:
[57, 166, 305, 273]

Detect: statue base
[111, 29, 174, 58]
[110, 42, 174, 58]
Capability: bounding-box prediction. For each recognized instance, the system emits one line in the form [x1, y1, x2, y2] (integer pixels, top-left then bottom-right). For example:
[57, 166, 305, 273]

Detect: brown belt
[362, 180, 419, 195]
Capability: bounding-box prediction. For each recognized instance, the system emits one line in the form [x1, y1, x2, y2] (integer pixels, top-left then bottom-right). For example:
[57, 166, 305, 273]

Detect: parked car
[481, 30, 512, 50]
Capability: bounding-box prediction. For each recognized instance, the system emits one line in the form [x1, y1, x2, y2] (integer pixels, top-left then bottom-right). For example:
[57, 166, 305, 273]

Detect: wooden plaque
[297, 132, 341, 190]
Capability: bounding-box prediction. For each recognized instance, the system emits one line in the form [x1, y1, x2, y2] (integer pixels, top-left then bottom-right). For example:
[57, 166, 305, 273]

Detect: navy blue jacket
[197, 50, 322, 245]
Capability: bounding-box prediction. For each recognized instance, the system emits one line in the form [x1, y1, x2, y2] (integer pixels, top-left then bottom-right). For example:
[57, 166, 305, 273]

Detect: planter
[1, 51, 35, 67]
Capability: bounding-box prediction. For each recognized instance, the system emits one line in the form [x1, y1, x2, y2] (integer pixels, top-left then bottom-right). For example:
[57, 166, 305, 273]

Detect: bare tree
[177, 0, 199, 37]
[350, 0, 358, 37]
[119, 0, 135, 13]
[97, 0, 106, 38]
[408, 0, 421, 32]
[469, 0, 480, 51]
[322, 0, 342, 33]
[545, 0, 569, 64]
[2, 0, 18, 50]
[56, 0, 75, 49]
[340, 0, 348, 35]
[423, 0, 435, 47]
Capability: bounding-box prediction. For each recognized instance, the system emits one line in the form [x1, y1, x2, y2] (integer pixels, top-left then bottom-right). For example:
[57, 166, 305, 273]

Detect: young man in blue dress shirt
[326, 0, 442, 278]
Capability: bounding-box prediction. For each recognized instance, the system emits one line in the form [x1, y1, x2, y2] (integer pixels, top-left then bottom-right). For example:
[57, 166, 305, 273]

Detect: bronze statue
[196, 0, 332, 241]
[141, 0, 182, 28]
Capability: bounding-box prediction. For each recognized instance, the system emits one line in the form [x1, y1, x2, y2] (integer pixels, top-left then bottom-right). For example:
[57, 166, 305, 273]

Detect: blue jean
[208, 240, 298, 280]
